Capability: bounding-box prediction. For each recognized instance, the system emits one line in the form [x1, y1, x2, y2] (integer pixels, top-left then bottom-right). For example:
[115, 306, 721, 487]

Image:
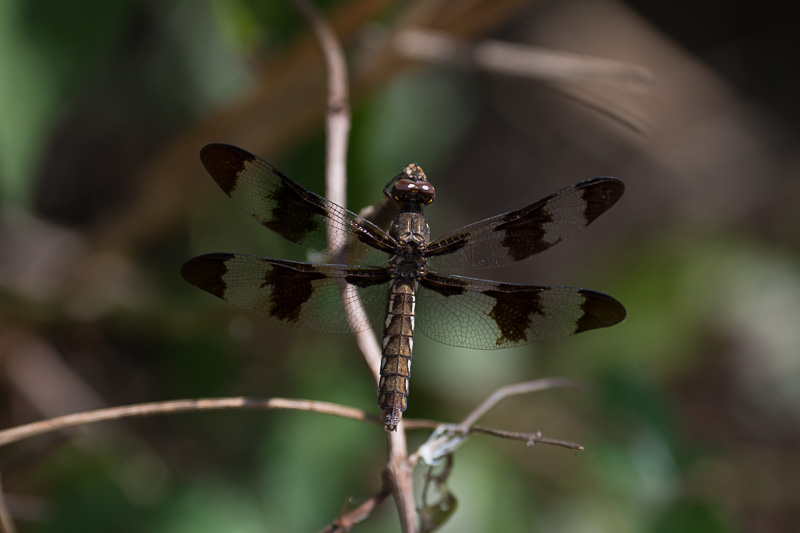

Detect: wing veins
[425, 177, 624, 271]
[416, 271, 625, 349]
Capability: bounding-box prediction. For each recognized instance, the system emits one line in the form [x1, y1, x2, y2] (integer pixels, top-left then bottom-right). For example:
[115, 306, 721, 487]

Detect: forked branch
[0, 395, 581, 450]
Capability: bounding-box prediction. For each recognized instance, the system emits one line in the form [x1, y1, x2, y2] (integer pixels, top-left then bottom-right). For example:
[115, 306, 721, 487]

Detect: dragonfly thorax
[389, 244, 426, 278]
[388, 211, 429, 280]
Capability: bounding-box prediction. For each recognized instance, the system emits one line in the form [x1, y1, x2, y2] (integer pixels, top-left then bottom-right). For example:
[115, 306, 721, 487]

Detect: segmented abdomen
[378, 278, 417, 430]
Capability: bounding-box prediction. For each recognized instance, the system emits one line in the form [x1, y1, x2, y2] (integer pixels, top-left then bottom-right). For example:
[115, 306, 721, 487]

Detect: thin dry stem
[0, 474, 17, 533]
[289, 0, 351, 212]
[0, 398, 378, 447]
[409, 378, 585, 465]
[290, 1, 416, 530]
[0, 396, 582, 452]
[403, 419, 583, 452]
[386, 428, 415, 532]
[319, 487, 391, 533]
[289, 0, 384, 382]
[394, 27, 652, 89]
[458, 377, 584, 429]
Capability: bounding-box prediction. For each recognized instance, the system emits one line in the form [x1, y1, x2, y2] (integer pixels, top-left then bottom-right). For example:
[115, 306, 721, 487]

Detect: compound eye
[392, 178, 436, 203]
[416, 180, 435, 203]
[395, 178, 417, 192]
[392, 178, 417, 200]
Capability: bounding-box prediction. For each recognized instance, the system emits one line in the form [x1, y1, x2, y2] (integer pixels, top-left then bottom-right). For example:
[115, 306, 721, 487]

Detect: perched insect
[182, 144, 626, 430]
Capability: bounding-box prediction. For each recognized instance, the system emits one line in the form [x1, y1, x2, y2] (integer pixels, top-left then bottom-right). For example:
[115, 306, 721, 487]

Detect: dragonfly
[181, 144, 626, 430]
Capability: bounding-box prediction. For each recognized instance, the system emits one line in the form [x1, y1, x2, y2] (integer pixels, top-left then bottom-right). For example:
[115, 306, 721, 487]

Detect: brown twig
[0, 395, 582, 452]
[457, 377, 584, 430]
[290, 0, 351, 213]
[0, 474, 18, 533]
[290, 0, 383, 382]
[385, 429, 415, 531]
[318, 487, 391, 533]
[403, 420, 583, 452]
[393, 27, 652, 89]
[290, 1, 416, 530]
[391, 26, 652, 134]
[408, 378, 585, 465]
[467, 427, 583, 450]
[0, 398, 379, 447]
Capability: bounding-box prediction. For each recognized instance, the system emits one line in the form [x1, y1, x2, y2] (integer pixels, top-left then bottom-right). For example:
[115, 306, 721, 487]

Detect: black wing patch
[425, 177, 624, 271]
[200, 144, 396, 262]
[416, 271, 625, 349]
[181, 253, 391, 334]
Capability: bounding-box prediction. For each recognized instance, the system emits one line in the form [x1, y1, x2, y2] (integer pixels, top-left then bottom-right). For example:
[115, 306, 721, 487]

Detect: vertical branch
[289, 0, 383, 379]
[289, 0, 350, 211]
[387, 429, 415, 532]
[0, 473, 17, 533]
[290, 1, 417, 531]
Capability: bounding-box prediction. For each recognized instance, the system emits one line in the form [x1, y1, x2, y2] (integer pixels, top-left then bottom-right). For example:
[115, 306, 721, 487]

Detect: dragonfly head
[384, 164, 436, 206]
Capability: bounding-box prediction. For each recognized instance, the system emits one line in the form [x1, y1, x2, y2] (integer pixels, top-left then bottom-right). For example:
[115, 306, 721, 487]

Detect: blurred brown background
[1, 0, 798, 531]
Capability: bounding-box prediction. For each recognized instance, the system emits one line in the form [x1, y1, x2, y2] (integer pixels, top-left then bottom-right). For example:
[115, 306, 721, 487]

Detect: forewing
[181, 253, 390, 334]
[200, 144, 395, 262]
[417, 272, 626, 350]
[426, 177, 624, 271]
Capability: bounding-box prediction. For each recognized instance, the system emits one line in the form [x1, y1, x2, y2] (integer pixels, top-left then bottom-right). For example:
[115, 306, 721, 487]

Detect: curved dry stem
[290, 1, 416, 530]
[404, 419, 583, 451]
[458, 377, 584, 429]
[407, 378, 585, 465]
[467, 427, 583, 450]
[0, 473, 17, 533]
[0, 398, 379, 447]
[406, 422, 583, 468]
[318, 487, 391, 533]
[0, 396, 582, 453]
[291, 0, 351, 233]
[394, 27, 653, 89]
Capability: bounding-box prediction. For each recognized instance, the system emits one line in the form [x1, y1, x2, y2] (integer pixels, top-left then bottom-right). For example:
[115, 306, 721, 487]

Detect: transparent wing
[181, 253, 391, 334]
[426, 177, 623, 271]
[200, 144, 396, 264]
[416, 272, 625, 350]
